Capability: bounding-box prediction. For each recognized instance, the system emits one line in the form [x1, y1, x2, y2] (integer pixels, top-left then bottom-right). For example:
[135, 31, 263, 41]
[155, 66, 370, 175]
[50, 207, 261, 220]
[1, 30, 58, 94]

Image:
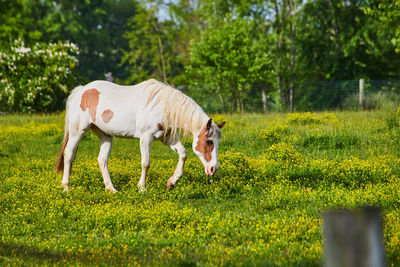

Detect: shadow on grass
[0, 241, 120, 265]
[0, 241, 198, 266]
[0, 241, 66, 264]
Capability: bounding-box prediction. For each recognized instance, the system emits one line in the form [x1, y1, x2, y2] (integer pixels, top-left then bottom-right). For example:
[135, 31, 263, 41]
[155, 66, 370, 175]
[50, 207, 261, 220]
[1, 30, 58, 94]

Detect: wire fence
[296, 79, 400, 111]
[364, 80, 400, 94]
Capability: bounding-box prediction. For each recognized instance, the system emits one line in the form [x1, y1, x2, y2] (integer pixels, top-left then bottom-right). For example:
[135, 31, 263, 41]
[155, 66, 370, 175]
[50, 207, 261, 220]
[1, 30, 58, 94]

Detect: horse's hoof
[61, 184, 69, 192]
[166, 179, 174, 191]
[105, 187, 118, 193]
[138, 186, 146, 193]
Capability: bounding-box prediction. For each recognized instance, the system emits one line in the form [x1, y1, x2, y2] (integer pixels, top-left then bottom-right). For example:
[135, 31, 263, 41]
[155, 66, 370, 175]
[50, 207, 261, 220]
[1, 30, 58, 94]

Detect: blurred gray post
[324, 207, 385, 267]
[359, 78, 366, 110]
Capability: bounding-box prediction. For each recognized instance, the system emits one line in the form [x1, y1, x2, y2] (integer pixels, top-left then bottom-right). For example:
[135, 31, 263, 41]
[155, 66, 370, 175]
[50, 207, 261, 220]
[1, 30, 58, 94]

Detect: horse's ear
[217, 121, 225, 129]
[206, 118, 212, 130]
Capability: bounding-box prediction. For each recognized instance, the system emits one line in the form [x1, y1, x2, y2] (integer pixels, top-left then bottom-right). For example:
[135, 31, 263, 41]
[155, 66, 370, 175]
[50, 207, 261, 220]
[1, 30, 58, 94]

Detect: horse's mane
[143, 79, 209, 137]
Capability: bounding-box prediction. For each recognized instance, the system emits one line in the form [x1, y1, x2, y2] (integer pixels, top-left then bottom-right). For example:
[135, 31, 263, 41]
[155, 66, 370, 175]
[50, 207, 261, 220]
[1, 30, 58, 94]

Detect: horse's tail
[54, 126, 69, 174]
[54, 86, 80, 174]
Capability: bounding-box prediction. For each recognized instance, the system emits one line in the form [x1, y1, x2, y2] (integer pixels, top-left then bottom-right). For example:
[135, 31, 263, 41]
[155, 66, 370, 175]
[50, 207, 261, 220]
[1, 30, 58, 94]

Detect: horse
[54, 79, 225, 192]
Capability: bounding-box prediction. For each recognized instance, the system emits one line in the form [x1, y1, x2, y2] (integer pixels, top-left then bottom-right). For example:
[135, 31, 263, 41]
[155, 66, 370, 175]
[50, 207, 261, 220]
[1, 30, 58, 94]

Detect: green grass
[1, 111, 400, 266]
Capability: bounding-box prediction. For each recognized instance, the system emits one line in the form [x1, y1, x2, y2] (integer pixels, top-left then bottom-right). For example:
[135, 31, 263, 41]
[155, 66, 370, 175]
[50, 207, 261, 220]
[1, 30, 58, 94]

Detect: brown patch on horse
[80, 89, 100, 122]
[102, 109, 114, 123]
[195, 126, 214, 162]
[158, 123, 173, 140]
[54, 130, 69, 174]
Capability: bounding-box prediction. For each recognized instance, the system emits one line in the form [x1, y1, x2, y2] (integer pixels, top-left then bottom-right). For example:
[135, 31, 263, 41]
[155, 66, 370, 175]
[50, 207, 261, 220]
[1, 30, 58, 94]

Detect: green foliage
[365, 1, 400, 52]
[122, 3, 183, 84]
[0, 40, 78, 112]
[0, 0, 138, 82]
[297, 0, 366, 81]
[2, 0, 400, 113]
[0, 0, 48, 46]
[295, 0, 400, 111]
[188, 17, 273, 112]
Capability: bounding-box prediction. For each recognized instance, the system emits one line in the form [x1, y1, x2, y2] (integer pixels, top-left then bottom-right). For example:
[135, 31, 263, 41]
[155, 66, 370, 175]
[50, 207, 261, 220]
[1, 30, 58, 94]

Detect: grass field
[1, 111, 400, 266]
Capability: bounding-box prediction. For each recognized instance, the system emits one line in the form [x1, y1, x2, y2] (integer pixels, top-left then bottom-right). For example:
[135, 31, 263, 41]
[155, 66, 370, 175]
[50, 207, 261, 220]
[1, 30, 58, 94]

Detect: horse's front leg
[138, 133, 153, 192]
[164, 134, 187, 190]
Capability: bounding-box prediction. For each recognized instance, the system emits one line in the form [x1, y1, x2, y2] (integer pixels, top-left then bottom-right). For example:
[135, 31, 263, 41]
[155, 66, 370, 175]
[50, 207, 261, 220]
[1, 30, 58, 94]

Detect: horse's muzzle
[205, 165, 218, 176]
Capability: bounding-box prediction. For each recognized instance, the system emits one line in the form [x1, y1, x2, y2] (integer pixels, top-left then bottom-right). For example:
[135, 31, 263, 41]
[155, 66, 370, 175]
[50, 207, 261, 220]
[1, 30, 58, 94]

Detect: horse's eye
[206, 140, 213, 145]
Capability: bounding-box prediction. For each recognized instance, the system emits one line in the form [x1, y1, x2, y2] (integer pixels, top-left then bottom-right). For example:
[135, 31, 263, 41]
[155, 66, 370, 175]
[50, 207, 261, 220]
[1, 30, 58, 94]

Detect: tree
[366, 1, 400, 53]
[294, 0, 400, 110]
[43, 0, 139, 82]
[167, 0, 209, 68]
[188, 17, 273, 112]
[0, 0, 139, 82]
[122, 3, 183, 85]
[267, 0, 303, 112]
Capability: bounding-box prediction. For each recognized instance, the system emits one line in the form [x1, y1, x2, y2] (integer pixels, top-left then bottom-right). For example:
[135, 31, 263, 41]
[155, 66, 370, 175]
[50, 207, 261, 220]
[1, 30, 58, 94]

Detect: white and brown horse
[55, 79, 225, 192]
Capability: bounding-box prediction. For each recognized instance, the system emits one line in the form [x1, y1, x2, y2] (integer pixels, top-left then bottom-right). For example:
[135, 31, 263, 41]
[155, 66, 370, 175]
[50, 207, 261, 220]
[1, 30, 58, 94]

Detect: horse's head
[192, 118, 225, 176]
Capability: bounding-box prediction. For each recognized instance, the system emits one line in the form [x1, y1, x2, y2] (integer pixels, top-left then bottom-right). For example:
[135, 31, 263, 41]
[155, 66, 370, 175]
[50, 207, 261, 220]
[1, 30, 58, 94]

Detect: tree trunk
[261, 83, 268, 113]
[153, 22, 167, 82]
[217, 93, 225, 110]
[273, 0, 285, 106]
[157, 34, 167, 82]
[288, 0, 296, 113]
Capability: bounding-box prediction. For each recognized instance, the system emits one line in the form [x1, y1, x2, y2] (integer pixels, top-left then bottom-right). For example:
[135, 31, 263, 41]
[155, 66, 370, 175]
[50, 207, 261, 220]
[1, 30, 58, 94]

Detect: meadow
[1, 110, 400, 266]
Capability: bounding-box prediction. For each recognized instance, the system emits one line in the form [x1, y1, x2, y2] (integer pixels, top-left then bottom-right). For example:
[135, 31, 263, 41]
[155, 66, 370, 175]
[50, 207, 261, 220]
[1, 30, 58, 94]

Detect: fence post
[323, 207, 385, 267]
[359, 78, 366, 110]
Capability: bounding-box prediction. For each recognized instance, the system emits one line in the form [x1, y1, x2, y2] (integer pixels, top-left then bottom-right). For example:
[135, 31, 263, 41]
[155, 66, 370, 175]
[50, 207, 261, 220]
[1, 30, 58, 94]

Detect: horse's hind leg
[91, 125, 117, 193]
[61, 130, 85, 191]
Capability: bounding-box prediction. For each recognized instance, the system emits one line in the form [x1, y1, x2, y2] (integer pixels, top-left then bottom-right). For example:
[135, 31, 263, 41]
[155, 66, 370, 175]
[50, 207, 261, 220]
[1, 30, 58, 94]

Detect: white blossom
[0, 39, 79, 112]
[15, 47, 31, 53]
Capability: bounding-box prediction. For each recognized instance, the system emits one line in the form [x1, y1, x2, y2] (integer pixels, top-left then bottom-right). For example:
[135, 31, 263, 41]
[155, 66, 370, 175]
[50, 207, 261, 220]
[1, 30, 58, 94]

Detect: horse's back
[66, 80, 161, 138]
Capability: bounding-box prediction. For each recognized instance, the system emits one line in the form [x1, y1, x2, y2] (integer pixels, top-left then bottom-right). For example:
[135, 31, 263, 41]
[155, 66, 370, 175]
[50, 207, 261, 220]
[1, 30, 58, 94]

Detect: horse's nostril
[211, 166, 215, 173]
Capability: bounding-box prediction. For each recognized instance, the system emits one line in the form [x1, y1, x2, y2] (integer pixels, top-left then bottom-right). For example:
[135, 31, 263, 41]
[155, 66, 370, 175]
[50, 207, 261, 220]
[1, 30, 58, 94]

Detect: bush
[386, 107, 400, 130]
[260, 123, 290, 144]
[264, 142, 303, 166]
[0, 40, 79, 112]
[343, 92, 400, 111]
[187, 17, 272, 113]
[213, 151, 254, 194]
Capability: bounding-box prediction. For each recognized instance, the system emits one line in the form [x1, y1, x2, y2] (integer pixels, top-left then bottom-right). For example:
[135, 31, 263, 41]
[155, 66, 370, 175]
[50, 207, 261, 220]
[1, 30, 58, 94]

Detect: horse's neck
[152, 86, 209, 136]
[189, 116, 209, 136]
